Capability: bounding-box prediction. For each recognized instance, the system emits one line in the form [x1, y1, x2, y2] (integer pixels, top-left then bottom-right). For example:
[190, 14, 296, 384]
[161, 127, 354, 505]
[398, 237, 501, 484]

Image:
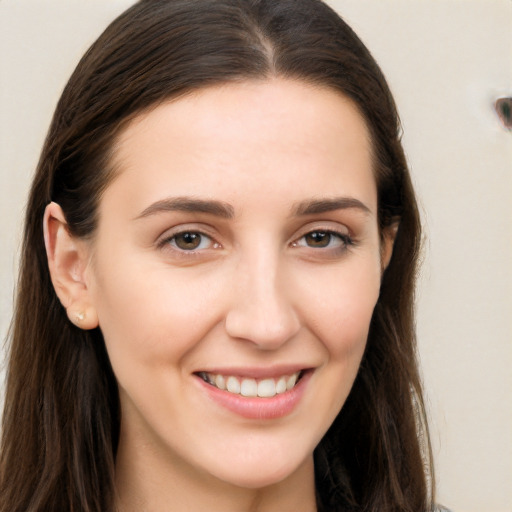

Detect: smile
[197, 371, 302, 398]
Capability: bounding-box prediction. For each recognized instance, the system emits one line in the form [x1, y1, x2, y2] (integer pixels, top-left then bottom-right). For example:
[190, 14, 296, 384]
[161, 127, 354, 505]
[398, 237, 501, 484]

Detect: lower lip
[196, 371, 312, 420]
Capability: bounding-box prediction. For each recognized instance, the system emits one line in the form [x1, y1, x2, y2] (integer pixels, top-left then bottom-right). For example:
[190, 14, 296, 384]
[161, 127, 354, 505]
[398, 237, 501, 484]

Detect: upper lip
[194, 365, 312, 379]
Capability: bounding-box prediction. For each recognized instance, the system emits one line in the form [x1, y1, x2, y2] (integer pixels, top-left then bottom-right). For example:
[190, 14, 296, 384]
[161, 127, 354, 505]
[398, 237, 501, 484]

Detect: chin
[223, 469, 290, 489]
[207, 451, 313, 490]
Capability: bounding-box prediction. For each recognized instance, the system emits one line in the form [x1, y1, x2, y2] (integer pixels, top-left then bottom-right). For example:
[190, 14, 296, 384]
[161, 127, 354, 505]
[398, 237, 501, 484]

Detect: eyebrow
[135, 195, 371, 221]
[293, 197, 372, 216]
[135, 197, 235, 220]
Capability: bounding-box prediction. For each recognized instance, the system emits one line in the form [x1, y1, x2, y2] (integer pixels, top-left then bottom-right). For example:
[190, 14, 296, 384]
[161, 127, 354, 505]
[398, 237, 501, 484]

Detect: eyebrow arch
[135, 196, 235, 220]
[293, 197, 372, 216]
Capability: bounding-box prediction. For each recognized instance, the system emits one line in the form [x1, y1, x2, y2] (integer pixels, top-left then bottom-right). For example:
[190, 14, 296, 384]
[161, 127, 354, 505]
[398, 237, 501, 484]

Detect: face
[84, 79, 388, 490]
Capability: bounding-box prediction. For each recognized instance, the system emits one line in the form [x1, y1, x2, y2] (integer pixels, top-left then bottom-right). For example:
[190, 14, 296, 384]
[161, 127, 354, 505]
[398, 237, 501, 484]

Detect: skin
[44, 79, 394, 512]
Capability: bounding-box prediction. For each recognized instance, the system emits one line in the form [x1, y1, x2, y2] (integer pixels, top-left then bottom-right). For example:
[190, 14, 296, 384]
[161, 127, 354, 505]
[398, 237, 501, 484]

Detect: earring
[74, 311, 86, 324]
[68, 307, 99, 330]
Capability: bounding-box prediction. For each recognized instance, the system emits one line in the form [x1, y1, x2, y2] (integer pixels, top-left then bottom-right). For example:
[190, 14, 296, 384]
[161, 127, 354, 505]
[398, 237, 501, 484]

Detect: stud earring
[75, 311, 86, 323]
[68, 308, 98, 330]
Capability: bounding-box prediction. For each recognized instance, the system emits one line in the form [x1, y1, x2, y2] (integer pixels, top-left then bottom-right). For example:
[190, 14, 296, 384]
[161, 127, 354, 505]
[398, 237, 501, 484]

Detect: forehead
[106, 79, 376, 214]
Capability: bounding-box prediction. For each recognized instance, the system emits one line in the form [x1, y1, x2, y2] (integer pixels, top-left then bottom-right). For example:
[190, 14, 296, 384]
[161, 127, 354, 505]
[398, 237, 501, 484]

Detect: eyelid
[289, 222, 355, 256]
[291, 220, 352, 240]
[292, 230, 353, 247]
[169, 232, 215, 251]
[156, 224, 222, 252]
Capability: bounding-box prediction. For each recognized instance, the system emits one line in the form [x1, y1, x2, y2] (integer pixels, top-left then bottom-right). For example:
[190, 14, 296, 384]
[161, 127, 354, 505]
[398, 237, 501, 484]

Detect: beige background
[1, 1, 511, 511]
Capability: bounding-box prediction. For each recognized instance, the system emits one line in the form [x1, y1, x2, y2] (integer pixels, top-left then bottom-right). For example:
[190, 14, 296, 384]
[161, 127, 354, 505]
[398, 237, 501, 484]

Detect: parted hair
[0, 1, 432, 511]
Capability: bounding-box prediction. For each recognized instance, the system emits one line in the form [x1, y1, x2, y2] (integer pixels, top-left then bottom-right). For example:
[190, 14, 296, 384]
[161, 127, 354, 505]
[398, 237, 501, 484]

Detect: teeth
[215, 374, 226, 390]
[286, 373, 298, 390]
[275, 376, 287, 394]
[240, 378, 257, 397]
[226, 376, 241, 394]
[200, 371, 302, 398]
[257, 378, 276, 398]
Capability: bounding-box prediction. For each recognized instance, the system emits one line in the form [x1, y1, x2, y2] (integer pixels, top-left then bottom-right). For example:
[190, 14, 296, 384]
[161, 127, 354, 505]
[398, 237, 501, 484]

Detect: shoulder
[435, 506, 453, 512]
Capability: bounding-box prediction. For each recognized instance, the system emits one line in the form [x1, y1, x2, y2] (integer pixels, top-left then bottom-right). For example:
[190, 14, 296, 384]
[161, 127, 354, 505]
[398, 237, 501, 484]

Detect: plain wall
[1, 1, 511, 511]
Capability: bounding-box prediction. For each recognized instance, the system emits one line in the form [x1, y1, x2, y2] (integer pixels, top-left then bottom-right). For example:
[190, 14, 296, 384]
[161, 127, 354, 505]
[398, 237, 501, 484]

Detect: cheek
[89, 256, 223, 375]
[303, 258, 381, 359]
[292, 261, 380, 435]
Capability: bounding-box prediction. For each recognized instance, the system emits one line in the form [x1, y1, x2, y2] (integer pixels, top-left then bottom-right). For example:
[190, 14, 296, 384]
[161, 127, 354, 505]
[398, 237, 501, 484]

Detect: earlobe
[67, 307, 99, 330]
[43, 202, 99, 330]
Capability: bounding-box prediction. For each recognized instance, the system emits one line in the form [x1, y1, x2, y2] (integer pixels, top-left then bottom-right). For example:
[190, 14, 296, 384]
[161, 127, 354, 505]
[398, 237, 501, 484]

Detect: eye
[293, 230, 352, 250]
[166, 231, 217, 251]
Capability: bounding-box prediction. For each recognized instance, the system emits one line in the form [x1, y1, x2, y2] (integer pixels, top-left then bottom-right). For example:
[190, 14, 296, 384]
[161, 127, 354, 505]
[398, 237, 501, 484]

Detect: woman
[0, 0, 437, 510]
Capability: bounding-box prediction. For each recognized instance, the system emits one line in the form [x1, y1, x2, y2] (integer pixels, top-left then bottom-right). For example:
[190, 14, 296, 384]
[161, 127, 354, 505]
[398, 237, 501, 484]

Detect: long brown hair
[1, 1, 432, 510]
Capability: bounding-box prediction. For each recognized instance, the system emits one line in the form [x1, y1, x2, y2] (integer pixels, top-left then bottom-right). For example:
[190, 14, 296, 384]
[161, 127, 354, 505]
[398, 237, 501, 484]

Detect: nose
[224, 251, 301, 350]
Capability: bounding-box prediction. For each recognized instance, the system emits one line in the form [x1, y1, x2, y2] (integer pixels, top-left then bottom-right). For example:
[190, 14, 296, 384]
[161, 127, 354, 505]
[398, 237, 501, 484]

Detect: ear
[43, 202, 99, 330]
[380, 220, 399, 274]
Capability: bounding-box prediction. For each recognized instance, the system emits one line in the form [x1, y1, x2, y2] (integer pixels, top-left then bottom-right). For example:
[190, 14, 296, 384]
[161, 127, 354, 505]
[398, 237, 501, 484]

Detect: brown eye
[304, 231, 331, 248]
[292, 229, 353, 252]
[172, 232, 207, 251]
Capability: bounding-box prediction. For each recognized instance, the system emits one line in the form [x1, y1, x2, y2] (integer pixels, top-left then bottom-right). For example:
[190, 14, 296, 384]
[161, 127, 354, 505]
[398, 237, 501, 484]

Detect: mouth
[195, 370, 305, 398]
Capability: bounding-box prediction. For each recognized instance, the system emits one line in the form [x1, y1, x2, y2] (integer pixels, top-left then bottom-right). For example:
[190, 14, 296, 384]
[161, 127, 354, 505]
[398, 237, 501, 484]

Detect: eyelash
[158, 228, 354, 255]
[292, 229, 354, 252]
[159, 230, 219, 253]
